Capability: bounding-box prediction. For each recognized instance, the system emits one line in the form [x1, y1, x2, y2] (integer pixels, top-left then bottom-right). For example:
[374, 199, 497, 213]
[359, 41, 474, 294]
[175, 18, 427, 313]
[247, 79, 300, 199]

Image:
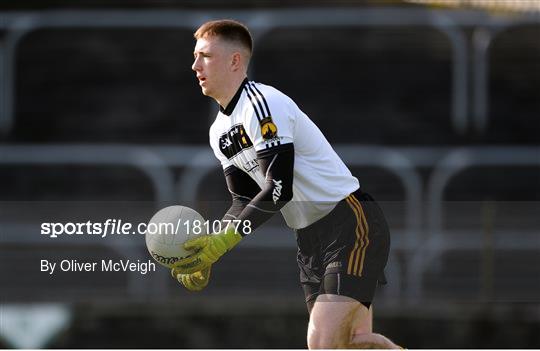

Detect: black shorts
[295, 189, 390, 311]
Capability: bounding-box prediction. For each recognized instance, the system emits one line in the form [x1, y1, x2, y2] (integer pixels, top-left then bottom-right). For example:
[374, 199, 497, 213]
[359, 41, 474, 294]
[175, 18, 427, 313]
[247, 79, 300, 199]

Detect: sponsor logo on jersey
[272, 179, 283, 204]
[221, 138, 232, 148]
[260, 116, 278, 140]
[219, 124, 253, 159]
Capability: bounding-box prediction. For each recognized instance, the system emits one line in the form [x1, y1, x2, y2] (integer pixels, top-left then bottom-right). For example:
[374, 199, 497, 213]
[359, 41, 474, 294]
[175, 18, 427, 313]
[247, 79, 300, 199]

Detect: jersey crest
[260, 116, 278, 140]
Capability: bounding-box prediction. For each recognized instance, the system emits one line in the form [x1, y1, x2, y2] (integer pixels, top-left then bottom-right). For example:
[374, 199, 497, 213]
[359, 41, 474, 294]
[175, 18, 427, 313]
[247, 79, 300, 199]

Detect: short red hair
[194, 19, 253, 54]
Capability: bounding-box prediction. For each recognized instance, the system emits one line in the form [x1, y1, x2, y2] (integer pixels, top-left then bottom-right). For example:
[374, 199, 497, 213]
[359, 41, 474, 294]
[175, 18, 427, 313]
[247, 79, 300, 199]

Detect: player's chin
[200, 87, 210, 96]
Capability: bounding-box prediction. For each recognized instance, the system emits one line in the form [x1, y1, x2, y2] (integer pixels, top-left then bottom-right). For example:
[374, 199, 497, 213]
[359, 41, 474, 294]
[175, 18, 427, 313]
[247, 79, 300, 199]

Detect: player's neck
[216, 75, 247, 110]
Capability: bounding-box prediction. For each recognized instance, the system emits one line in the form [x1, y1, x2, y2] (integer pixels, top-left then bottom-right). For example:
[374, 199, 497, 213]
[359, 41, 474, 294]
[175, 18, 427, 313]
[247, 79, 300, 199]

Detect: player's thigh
[307, 294, 372, 349]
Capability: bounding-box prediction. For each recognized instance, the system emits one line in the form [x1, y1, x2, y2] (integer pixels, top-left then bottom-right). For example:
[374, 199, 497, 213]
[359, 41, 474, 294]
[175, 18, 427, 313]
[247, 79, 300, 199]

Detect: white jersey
[209, 80, 359, 229]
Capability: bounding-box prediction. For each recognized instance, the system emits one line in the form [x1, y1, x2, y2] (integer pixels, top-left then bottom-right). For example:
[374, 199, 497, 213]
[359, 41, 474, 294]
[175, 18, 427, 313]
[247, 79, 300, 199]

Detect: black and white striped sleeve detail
[244, 81, 282, 150]
[244, 82, 270, 121]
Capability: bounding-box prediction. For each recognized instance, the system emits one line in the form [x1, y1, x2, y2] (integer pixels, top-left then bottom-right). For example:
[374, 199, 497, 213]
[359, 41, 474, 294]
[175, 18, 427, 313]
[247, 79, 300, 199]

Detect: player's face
[192, 36, 232, 100]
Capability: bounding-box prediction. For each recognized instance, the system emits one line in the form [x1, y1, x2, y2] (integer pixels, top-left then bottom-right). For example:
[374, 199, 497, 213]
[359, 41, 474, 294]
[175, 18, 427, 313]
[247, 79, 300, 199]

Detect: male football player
[172, 19, 400, 349]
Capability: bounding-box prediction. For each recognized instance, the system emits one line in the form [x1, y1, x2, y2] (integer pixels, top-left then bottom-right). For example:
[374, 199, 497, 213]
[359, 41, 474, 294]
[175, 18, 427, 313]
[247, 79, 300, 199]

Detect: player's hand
[172, 265, 212, 292]
[171, 225, 242, 274]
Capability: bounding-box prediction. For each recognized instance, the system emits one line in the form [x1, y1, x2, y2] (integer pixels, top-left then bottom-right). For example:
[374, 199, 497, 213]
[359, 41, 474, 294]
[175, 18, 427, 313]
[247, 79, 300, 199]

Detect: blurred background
[0, 0, 539, 348]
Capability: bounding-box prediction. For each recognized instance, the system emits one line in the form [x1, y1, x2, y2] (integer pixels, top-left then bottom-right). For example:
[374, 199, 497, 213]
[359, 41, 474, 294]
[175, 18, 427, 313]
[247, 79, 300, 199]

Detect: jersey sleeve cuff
[255, 142, 294, 159]
[223, 165, 239, 177]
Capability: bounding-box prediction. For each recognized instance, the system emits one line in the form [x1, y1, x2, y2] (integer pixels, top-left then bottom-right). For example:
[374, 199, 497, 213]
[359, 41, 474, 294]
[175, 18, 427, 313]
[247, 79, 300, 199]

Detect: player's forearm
[221, 197, 250, 222]
[236, 188, 291, 233]
[219, 144, 295, 235]
[221, 178, 292, 234]
[235, 183, 291, 232]
[235, 146, 295, 234]
[221, 165, 260, 225]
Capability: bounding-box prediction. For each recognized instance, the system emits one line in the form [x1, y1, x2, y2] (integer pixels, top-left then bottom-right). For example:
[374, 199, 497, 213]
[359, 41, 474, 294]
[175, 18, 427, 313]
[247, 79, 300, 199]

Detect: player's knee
[307, 331, 339, 349]
[349, 338, 380, 348]
[308, 323, 352, 349]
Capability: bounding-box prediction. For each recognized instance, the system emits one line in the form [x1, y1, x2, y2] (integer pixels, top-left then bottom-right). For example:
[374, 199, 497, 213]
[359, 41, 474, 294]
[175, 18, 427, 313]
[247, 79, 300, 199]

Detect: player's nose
[192, 57, 201, 72]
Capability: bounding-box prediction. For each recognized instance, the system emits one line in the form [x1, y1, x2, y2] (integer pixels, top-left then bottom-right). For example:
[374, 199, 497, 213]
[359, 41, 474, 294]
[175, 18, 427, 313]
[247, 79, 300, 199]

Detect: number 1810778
[183, 219, 252, 236]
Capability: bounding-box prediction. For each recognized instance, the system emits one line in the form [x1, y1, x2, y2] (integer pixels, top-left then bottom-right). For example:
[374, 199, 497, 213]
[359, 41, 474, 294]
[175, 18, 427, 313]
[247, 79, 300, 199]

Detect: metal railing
[0, 144, 423, 300]
[0, 7, 469, 136]
[407, 147, 540, 301]
[0, 6, 538, 306]
[3, 144, 538, 301]
[2, 8, 537, 138]
[472, 21, 540, 134]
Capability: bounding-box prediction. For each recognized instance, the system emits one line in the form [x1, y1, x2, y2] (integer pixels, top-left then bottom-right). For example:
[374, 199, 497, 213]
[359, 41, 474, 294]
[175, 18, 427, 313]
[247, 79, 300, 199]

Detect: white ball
[145, 205, 205, 268]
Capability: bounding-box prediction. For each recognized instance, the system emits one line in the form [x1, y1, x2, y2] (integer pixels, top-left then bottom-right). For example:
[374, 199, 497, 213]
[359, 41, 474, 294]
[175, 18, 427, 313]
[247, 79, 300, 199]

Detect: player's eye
[194, 53, 210, 60]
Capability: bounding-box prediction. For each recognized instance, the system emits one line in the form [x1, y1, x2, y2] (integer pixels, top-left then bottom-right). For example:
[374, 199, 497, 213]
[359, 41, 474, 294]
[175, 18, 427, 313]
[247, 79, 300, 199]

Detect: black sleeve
[221, 165, 261, 222]
[236, 143, 295, 234]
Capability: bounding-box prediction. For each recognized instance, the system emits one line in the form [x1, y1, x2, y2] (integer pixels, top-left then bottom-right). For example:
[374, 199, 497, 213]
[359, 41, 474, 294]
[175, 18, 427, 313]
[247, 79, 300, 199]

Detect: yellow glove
[172, 265, 211, 292]
[171, 226, 242, 274]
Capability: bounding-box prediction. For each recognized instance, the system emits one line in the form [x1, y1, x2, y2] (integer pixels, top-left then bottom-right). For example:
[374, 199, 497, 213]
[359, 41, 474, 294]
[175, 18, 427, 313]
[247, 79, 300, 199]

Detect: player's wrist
[217, 225, 242, 250]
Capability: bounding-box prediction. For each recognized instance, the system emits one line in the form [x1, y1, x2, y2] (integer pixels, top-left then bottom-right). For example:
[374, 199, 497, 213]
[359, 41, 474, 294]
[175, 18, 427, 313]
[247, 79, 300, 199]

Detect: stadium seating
[12, 28, 211, 143]
[485, 25, 540, 144]
[254, 26, 457, 145]
[0, 10, 538, 337]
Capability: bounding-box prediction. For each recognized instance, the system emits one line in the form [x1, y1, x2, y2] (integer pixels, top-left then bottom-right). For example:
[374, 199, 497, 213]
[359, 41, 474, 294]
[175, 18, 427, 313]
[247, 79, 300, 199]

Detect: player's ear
[231, 52, 242, 72]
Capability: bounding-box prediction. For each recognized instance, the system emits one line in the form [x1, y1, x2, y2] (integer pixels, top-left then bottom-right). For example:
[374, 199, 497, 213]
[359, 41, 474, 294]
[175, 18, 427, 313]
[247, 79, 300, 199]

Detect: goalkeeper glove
[172, 265, 212, 292]
[171, 225, 242, 274]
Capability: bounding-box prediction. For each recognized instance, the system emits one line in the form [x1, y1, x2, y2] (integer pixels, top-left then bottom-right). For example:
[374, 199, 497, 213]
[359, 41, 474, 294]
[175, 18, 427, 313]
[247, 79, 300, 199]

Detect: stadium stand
[485, 25, 540, 144]
[1, 6, 538, 300]
[13, 28, 211, 143]
[254, 26, 456, 145]
[0, 5, 539, 348]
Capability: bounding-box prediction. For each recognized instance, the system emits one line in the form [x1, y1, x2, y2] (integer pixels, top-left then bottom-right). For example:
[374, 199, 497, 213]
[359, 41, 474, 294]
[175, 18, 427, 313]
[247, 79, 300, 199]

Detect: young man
[171, 19, 400, 349]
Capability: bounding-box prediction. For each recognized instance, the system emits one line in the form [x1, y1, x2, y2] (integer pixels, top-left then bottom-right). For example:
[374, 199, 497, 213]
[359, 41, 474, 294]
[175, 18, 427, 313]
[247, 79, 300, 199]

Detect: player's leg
[307, 286, 400, 349]
[307, 190, 399, 349]
[349, 304, 401, 349]
[307, 293, 362, 349]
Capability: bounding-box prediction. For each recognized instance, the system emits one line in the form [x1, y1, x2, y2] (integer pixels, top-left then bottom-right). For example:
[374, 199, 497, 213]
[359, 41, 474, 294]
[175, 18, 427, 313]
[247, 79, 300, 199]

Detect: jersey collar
[220, 77, 248, 116]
